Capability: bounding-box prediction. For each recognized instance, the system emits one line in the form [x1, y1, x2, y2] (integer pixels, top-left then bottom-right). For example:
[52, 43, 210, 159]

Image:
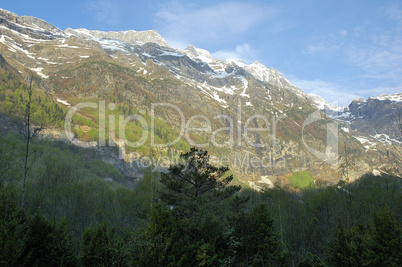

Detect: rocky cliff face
[310, 93, 402, 145]
[0, 8, 386, 186]
[347, 94, 402, 140]
[307, 92, 402, 178]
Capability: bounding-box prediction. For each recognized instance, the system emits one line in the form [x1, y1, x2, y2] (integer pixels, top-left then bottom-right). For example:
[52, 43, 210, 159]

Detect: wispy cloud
[306, 5, 402, 86]
[290, 75, 402, 106]
[155, 1, 275, 48]
[289, 77, 361, 106]
[212, 44, 256, 63]
[86, 0, 120, 25]
[353, 86, 402, 99]
[386, 5, 402, 25]
[305, 30, 349, 54]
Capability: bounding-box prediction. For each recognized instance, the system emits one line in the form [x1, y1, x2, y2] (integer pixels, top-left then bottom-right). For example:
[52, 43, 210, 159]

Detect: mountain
[346, 94, 402, 141]
[307, 92, 401, 176]
[0, 8, 398, 188]
[308, 92, 401, 146]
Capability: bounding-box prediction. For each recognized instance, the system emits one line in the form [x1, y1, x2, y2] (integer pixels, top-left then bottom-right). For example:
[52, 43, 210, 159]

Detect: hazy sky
[2, 0, 402, 106]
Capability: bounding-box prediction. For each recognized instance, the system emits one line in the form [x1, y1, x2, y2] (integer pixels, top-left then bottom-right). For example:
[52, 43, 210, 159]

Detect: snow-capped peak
[65, 28, 167, 46]
[180, 44, 307, 98]
[247, 61, 271, 82]
[65, 28, 95, 38]
[371, 93, 402, 102]
[307, 94, 328, 110]
[225, 58, 247, 68]
[307, 93, 345, 111]
[183, 45, 213, 63]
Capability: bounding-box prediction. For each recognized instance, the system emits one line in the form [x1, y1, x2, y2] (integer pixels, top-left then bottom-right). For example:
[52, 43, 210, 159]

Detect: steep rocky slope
[0, 8, 389, 187]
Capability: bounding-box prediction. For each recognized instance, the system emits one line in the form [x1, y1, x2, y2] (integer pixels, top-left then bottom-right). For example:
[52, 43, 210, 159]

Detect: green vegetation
[0, 66, 66, 128]
[289, 170, 316, 189]
[0, 57, 190, 157]
[134, 148, 285, 266]
[0, 132, 401, 266]
[79, 223, 130, 266]
[326, 206, 401, 266]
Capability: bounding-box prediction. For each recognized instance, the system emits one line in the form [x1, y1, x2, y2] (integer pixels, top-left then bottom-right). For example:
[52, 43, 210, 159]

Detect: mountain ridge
[0, 7, 399, 186]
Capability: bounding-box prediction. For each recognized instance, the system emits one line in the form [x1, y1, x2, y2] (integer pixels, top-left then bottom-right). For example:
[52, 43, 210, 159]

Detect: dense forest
[0, 132, 401, 266]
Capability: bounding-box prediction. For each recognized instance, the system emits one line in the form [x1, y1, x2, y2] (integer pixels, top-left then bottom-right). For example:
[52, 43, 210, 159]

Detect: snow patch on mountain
[182, 45, 307, 98]
[98, 39, 129, 53]
[56, 99, 71, 106]
[65, 28, 167, 46]
[370, 93, 402, 102]
[307, 93, 346, 112]
[354, 136, 377, 151]
[183, 45, 213, 64]
[238, 76, 250, 98]
[30, 67, 48, 79]
[371, 133, 401, 145]
[0, 34, 35, 58]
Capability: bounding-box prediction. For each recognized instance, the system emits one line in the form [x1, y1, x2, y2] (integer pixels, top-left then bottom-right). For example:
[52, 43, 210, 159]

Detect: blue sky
[1, 0, 402, 106]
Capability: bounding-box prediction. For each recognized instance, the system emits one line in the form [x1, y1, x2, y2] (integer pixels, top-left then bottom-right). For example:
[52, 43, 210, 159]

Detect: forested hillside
[1, 134, 401, 266]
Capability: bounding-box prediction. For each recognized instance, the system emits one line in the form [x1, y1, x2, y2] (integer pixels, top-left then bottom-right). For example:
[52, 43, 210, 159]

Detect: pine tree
[325, 220, 356, 266]
[136, 147, 244, 266]
[326, 206, 401, 266]
[79, 222, 129, 267]
[0, 187, 28, 266]
[364, 206, 401, 266]
[298, 252, 326, 267]
[236, 203, 288, 266]
[159, 147, 241, 217]
[20, 213, 77, 266]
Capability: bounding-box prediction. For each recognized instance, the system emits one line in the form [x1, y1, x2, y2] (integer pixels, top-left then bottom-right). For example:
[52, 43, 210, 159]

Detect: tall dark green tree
[326, 206, 401, 266]
[79, 222, 130, 267]
[364, 206, 401, 266]
[298, 252, 326, 267]
[19, 213, 77, 266]
[160, 147, 241, 216]
[234, 203, 288, 266]
[135, 147, 244, 266]
[0, 186, 27, 266]
[326, 220, 364, 266]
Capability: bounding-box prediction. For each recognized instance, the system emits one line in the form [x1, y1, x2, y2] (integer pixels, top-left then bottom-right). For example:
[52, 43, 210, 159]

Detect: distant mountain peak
[351, 98, 366, 104]
[0, 8, 18, 18]
[0, 8, 63, 35]
[370, 93, 402, 102]
[307, 93, 344, 111]
[65, 28, 167, 46]
[183, 45, 213, 63]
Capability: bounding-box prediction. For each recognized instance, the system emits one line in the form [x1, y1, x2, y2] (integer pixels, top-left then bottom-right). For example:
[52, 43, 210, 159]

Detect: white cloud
[305, 6, 402, 85]
[155, 1, 274, 47]
[290, 76, 402, 107]
[290, 78, 361, 107]
[386, 5, 402, 24]
[212, 44, 256, 63]
[340, 29, 348, 37]
[86, 0, 120, 25]
[305, 31, 346, 55]
[352, 47, 402, 80]
[354, 86, 402, 99]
